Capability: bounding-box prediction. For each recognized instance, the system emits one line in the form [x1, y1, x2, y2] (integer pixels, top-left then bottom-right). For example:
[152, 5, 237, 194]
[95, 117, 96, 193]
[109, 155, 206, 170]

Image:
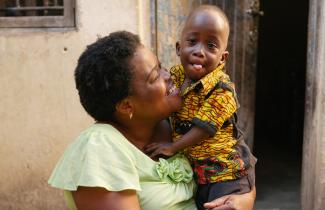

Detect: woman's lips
[167, 85, 180, 96]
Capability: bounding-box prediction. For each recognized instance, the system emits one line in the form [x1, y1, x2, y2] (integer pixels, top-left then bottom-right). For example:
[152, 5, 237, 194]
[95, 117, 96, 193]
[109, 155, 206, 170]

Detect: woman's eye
[154, 71, 161, 80]
[150, 70, 160, 83]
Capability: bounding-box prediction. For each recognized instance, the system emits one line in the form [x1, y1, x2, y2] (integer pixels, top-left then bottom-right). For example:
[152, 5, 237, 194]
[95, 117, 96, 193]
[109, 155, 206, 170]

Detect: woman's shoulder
[70, 123, 138, 154]
[48, 123, 142, 191]
[78, 123, 125, 142]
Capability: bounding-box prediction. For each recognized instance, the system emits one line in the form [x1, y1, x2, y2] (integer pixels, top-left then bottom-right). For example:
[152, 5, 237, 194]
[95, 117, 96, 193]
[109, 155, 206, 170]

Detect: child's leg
[208, 167, 255, 200]
[207, 176, 251, 201]
[195, 168, 255, 210]
[195, 184, 210, 210]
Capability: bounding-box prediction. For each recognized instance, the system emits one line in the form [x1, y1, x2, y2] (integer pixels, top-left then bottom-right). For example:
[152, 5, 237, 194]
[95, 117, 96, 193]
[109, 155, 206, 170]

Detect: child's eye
[207, 42, 217, 49]
[186, 38, 196, 45]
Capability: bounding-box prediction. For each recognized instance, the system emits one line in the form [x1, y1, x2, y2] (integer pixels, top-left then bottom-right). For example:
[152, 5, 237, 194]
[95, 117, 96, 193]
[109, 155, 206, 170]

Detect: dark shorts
[195, 167, 255, 210]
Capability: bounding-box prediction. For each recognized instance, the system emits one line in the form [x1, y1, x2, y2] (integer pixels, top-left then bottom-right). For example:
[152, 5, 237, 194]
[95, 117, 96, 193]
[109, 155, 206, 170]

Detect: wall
[0, 1, 151, 209]
[301, 0, 325, 209]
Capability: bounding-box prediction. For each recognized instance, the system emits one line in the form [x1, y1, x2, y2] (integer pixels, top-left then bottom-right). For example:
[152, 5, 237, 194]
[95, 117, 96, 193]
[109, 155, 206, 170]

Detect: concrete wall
[0, 1, 151, 209]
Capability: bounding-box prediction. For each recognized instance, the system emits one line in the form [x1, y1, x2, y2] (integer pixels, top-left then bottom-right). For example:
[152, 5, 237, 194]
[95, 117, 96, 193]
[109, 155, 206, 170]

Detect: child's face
[177, 10, 229, 81]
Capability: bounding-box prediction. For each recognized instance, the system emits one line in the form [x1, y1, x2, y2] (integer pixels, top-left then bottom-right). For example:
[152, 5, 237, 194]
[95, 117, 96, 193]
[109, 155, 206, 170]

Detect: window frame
[0, 0, 75, 28]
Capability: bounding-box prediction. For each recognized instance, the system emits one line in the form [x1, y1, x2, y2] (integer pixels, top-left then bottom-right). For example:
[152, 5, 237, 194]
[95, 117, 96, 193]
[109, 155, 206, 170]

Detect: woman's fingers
[204, 195, 228, 208]
[204, 196, 235, 210]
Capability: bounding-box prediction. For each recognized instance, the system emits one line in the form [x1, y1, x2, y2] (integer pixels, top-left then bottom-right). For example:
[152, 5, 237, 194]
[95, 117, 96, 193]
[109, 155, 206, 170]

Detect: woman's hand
[204, 186, 256, 210]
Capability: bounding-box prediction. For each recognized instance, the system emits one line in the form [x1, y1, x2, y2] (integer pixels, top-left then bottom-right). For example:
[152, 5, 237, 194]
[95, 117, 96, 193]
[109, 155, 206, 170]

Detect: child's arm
[147, 83, 237, 158]
[146, 125, 209, 158]
[150, 119, 173, 144]
[145, 119, 174, 160]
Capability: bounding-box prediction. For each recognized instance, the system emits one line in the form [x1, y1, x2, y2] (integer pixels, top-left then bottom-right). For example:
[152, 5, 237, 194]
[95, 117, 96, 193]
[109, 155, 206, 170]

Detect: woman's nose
[161, 67, 171, 81]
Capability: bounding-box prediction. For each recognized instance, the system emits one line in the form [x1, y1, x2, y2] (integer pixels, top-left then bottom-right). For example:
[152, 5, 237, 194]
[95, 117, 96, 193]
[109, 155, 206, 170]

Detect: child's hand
[145, 142, 176, 158]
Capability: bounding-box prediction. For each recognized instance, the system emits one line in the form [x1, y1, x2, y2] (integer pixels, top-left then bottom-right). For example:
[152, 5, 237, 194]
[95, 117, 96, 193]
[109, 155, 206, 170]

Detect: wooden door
[150, 0, 262, 149]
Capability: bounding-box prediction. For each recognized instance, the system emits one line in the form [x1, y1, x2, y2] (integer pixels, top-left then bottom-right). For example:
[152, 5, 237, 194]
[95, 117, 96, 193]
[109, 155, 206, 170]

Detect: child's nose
[192, 43, 205, 57]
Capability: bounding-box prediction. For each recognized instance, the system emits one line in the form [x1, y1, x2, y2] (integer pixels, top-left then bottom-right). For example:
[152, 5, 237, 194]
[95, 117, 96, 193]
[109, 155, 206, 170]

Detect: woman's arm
[72, 187, 140, 210]
[204, 186, 256, 210]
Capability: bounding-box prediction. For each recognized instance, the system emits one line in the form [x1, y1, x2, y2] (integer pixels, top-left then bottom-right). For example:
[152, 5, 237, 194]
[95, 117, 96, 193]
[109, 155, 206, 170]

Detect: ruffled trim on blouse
[156, 153, 193, 183]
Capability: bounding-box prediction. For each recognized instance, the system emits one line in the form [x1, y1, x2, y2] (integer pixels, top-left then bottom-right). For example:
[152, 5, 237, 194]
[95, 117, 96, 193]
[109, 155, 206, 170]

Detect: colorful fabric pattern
[170, 64, 247, 184]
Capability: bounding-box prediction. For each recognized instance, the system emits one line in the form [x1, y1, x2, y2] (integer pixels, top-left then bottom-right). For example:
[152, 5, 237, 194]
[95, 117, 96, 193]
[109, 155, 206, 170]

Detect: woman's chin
[168, 97, 182, 112]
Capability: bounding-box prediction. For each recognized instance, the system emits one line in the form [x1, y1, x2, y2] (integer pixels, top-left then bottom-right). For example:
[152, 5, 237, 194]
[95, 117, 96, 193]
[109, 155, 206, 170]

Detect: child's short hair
[75, 31, 141, 121]
[183, 5, 230, 36]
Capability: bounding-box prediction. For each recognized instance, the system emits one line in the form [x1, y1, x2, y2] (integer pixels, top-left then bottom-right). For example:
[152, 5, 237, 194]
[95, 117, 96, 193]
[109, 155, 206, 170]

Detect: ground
[253, 142, 301, 210]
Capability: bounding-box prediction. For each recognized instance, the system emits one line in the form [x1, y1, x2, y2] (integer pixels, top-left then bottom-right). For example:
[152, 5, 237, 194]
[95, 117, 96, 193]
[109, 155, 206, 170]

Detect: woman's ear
[115, 98, 133, 118]
[220, 51, 229, 64]
[176, 42, 181, 56]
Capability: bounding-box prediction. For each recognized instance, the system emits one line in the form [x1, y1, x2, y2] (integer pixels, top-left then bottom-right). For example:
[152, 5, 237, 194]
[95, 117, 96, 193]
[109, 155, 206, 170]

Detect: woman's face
[129, 46, 181, 121]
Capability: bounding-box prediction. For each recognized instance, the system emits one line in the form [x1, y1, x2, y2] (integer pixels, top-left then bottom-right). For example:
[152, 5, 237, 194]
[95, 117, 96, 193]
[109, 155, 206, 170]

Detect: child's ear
[115, 98, 133, 118]
[176, 42, 181, 56]
[220, 51, 229, 64]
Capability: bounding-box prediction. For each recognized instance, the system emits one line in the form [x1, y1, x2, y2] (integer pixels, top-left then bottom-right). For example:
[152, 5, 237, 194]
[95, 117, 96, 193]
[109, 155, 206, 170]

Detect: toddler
[147, 5, 256, 210]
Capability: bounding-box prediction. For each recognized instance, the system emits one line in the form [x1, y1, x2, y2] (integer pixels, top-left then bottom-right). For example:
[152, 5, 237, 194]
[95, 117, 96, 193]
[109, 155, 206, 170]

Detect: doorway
[253, 0, 309, 209]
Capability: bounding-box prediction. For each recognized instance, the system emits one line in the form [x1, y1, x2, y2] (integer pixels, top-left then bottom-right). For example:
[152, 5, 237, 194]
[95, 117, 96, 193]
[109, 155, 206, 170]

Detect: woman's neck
[109, 120, 156, 152]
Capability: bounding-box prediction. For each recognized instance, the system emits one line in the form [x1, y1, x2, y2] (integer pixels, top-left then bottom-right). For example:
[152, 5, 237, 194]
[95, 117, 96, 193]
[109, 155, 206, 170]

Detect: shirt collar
[181, 63, 225, 96]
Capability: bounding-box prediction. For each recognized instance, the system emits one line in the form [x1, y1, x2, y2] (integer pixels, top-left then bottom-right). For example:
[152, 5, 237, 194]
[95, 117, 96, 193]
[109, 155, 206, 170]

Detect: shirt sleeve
[48, 130, 141, 192]
[192, 87, 237, 136]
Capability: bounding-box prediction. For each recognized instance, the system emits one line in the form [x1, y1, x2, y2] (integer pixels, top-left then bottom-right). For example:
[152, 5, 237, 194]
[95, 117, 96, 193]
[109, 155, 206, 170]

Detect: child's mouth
[193, 64, 203, 70]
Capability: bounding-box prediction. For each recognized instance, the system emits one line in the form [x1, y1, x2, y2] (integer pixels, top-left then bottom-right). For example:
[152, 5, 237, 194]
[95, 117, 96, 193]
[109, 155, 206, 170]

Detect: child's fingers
[145, 143, 160, 153]
[149, 148, 162, 158]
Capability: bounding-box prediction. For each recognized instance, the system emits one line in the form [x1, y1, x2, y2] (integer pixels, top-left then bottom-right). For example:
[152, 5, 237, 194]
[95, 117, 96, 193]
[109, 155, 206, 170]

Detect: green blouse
[48, 123, 196, 210]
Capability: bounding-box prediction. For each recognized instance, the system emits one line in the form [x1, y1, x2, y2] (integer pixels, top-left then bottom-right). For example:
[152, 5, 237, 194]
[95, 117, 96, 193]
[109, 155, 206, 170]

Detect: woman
[48, 31, 255, 210]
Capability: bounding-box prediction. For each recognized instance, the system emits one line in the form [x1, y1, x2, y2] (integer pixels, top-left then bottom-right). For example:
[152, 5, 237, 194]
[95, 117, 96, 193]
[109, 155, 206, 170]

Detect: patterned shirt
[170, 64, 247, 184]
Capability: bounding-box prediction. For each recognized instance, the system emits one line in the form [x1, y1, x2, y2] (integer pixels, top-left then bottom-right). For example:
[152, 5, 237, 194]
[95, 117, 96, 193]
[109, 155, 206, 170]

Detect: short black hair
[183, 5, 230, 38]
[75, 31, 141, 121]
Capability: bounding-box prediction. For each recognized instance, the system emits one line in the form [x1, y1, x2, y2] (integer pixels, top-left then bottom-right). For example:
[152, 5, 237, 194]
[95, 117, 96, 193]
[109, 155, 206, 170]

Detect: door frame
[301, 0, 325, 209]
